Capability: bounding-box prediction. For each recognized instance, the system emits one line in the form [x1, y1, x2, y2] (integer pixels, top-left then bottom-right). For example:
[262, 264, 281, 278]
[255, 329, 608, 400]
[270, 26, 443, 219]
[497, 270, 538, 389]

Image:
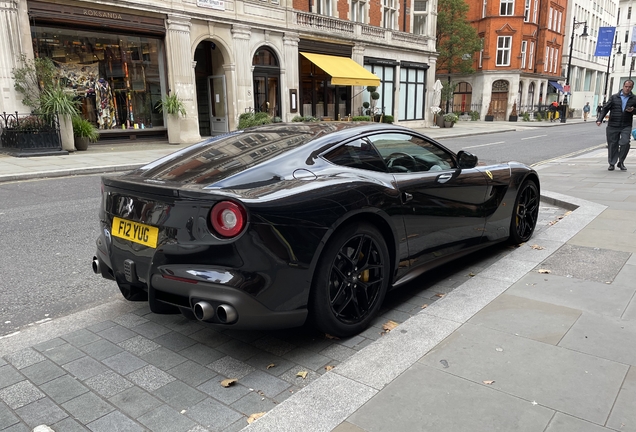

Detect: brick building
[438, 0, 569, 120]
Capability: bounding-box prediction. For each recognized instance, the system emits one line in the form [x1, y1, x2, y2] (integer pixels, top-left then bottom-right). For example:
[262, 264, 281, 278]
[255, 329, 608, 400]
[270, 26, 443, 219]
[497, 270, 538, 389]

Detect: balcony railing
[293, 11, 432, 49]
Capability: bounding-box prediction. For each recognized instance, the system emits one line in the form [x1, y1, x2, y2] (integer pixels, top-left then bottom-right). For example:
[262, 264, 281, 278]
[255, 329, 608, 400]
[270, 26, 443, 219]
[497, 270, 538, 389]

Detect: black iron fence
[0, 112, 62, 154]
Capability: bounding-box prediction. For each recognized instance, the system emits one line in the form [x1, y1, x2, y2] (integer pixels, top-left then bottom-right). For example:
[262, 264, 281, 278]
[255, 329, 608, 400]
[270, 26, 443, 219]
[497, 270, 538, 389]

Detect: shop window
[31, 26, 165, 130]
[399, 67, 426, 121]
[364, 63, 395, 117]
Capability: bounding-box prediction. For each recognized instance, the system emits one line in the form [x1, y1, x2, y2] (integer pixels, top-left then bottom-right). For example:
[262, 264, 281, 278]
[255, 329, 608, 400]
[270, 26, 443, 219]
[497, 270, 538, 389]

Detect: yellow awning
[300, 52, 380, 87]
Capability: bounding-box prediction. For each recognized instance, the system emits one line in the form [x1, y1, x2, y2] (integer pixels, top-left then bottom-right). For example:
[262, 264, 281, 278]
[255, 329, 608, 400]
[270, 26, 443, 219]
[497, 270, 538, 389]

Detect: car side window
[323, 138, 388, 173]
[367, 133, 455, 173]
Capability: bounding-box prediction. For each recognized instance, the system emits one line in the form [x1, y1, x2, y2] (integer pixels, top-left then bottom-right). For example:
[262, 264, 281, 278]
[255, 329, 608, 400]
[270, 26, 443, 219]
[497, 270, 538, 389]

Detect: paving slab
[535, 244, 630, 283]
[606, 366, 636, 432]
[468, 293, 581, 344]
[418, 323, 628, 425]
[558, 313, 636, 366]
[347, 363, 554, 432]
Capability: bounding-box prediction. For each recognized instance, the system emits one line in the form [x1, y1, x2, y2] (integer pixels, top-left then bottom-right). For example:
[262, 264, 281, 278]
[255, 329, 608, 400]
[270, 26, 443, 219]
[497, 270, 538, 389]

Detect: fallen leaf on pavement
[537, 269, 551, 274]
[221, 378, 237, 387]
[325, 365, 335, 371]
[382, 320, 399, 332]
[296, 371, 308, 379]
[325, 334, 340, 340]
[468, 272, 476, 277]
[530, 244, 545, 250]
[247, 412, 266, 424]
[564, 211, 572, 217]
[483, 380, 495, 385]
[421, 304, 428, 309]
[266, 363, 276, 369]
[435, 293, 445, 298]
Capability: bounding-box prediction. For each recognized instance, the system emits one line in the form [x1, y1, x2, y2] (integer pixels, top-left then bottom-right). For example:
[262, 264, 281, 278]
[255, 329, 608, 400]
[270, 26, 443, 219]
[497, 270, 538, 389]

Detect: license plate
[111, 217, 159, 248]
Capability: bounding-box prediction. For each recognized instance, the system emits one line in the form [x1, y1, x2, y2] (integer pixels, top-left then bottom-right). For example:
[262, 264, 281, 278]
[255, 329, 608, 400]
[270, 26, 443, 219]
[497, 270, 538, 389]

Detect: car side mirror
[457, 150, 478, 169]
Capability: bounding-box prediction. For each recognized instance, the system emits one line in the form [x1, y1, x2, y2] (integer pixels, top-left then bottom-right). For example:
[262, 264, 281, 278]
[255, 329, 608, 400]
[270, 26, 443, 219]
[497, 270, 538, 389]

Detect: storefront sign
[197, 0, 225, 11]
[82, 9, 124, 20]
[28, 1, 166, 35]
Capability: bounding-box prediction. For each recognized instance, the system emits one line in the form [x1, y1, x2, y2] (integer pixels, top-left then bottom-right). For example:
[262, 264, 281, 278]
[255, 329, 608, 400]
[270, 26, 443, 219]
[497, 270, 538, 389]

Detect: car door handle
[437, 173, 453, 183]
[401, 192, 413, 203]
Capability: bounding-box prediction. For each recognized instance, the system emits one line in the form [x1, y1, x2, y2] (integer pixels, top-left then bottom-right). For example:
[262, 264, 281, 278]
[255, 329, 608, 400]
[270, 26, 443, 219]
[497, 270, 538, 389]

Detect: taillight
[210, 201, 247, 238]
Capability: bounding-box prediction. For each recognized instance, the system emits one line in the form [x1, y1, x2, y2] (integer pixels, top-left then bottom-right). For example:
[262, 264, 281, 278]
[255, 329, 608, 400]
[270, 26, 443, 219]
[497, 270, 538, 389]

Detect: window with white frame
[524, 0, 530, 21]
[317, 0, 332, 16]
[521, 41, 527, 68]
[413, 0, 428, 35]
[544, 48, 549, 72]
[552, 10, 558, 31]
[557, 11, 562, 33]
[529, 41, 534, 69]
[533, 0, 538, 22]
[500, 0, 513, 16]
[553, 48, 559, 73]
[383, 0, 397, 29]
[496, 36, 512, 66]
[629, 6, 632, 19]
[548, 47, 553, 72]
[548, 8, 553, 30]
[352, 0, 366, 23]
[479, 37, 484, 68]
[483, 0, 487, 18]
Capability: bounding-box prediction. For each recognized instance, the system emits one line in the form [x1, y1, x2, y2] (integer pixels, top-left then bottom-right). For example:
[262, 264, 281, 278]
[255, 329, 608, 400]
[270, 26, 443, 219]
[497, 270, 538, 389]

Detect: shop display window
[31, 26, 165, 130]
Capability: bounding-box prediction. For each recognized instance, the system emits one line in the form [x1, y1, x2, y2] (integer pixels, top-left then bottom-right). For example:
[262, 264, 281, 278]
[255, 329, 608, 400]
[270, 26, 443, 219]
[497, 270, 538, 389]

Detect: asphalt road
[0, 175, 120, 337]
[437, 121, 607, 166]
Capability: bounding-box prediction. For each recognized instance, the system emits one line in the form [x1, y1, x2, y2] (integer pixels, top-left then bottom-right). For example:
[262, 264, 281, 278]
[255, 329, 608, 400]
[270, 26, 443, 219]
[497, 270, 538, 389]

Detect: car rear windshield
[138, 127, 317, 184]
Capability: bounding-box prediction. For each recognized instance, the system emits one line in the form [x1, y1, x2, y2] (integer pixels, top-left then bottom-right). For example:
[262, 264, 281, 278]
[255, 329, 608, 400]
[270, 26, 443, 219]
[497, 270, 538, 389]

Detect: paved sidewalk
[2, 118, 635, 432]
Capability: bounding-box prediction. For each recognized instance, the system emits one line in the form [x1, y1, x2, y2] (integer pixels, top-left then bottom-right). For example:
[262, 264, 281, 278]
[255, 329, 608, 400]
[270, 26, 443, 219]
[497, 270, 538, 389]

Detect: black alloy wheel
[310, 223, 390, 337]
[509, 179, 539, 244]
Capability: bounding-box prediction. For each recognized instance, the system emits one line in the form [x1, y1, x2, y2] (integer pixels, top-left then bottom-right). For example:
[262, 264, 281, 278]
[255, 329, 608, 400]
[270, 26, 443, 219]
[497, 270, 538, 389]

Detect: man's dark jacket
[597, 92, 636, 128]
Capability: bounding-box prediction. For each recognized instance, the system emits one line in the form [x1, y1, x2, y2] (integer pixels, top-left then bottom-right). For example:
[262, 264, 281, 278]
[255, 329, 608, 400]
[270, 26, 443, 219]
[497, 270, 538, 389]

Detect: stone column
[351, 44, 367, 117]
[231, 24, 252, 116]
[283, 32, 299, 121]
[166, 14, 200, 143]
[0, 0, 30, 113]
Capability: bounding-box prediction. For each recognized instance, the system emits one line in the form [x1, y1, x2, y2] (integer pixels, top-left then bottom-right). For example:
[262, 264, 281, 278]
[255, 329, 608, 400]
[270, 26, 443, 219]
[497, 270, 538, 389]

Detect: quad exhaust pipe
[193, 301, 237, 324]
[92, 257, 100, 274]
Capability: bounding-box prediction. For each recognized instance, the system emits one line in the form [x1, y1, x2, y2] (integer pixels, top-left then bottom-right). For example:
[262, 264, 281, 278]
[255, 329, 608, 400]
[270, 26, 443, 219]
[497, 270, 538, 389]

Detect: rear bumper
[150, 273, 307, 329]
[93, 233, 308, 330]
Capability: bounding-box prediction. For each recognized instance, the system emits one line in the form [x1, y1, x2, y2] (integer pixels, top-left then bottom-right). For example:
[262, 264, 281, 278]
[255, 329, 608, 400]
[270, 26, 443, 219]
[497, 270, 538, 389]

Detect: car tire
[309, 223, 390, 338]
[509, 179, 539, 245]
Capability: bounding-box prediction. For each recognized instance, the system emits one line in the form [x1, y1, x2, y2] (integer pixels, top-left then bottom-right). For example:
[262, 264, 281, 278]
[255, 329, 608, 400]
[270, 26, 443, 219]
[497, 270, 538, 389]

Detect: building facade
[562, 0, 619, 114]
[435, 0, 616, 120]
[606, 0, 636, 103]
[437, 0, 568, 121]
[0, 0, 438, 144]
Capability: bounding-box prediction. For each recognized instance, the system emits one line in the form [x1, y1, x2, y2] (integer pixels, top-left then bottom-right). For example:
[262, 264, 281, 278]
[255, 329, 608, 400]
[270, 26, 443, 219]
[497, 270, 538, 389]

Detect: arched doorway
[490, 80, 509, 121]
[253, 47, 281, 117]
[453, 82, 472, 114]
[194, 40, 228, 136]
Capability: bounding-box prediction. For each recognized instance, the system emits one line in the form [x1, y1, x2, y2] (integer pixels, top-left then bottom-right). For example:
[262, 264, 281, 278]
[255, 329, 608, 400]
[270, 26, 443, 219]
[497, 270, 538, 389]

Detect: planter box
[509, 116, 518, 122]
[485, 115, 494, 122]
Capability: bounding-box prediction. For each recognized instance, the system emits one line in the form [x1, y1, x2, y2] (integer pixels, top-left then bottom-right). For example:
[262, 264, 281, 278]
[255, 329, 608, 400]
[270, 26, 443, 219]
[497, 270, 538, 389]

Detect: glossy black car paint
[94, 122, 539, 333]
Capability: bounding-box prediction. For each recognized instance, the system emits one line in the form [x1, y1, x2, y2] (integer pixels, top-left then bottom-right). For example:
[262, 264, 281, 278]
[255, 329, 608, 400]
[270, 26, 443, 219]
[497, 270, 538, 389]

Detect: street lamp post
[562, 18, 589, 123]
[603, 43, 622, 105]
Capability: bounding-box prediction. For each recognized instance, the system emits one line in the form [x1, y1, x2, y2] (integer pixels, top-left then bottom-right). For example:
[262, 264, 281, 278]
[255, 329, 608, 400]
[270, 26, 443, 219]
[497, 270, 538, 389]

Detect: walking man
[596, 80, 635, 171]
[583, 102, 591, 121]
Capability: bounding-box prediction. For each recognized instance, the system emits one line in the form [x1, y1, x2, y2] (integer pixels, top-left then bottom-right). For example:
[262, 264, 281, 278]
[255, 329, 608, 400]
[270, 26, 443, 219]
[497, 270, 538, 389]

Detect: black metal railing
[0, 112, 62, 153]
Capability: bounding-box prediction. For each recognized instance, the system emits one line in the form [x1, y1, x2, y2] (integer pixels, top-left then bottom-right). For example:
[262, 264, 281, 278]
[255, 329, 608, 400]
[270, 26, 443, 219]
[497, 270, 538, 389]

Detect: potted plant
[436, 110, 446, 127]
[485, 103, 494, 121]
[72, 117, 99, 151]
[509, 102, 518, 122]
[39, 87, 80, 151]
[443, 112, 458, 128]
[157, 93, 186, 144]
